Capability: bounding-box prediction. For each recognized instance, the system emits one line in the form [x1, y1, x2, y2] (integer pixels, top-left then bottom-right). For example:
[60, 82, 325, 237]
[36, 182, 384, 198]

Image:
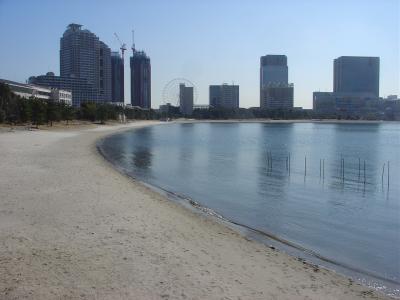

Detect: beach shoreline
[0, 120, 396, 299]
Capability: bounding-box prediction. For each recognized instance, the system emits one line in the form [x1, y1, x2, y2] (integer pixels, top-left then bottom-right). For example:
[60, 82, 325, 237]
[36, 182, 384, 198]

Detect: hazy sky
[0, 0, 398, 108]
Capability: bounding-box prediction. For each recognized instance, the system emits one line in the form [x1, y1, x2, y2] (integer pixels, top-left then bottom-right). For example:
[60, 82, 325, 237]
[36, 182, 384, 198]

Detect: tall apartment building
[60, 23, 111, 104]
[130, 50, 151, 109]
[179, 83, 194, 115]
[333, 56, 379, 97]
[111, 52, 124, 103]
[209, 84, 239, 109]
[260, 54, 293, 109]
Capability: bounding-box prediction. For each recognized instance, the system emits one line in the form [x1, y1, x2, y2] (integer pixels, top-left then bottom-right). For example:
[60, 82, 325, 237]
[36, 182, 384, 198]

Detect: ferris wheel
[162, 78, 198, 106]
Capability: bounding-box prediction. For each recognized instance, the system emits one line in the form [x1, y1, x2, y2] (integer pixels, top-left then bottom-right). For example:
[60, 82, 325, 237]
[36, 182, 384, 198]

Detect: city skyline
[0, 0, 398, 108]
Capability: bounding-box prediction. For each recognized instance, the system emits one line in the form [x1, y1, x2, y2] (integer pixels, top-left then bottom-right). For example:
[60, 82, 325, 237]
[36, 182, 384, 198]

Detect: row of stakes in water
[266, 151, 390, 189]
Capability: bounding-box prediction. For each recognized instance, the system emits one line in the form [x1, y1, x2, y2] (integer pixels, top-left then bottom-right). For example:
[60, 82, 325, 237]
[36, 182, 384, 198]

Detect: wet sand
[0, 121, 393, 299]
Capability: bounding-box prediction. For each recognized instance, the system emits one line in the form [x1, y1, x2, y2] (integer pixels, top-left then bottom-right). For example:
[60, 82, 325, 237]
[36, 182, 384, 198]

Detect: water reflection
[132, 148, 152, 169]
[128, 126, 154, 177]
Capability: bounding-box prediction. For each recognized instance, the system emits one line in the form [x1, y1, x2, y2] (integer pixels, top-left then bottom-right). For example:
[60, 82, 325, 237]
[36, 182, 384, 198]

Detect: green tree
[31, 98, 47, 128]
[18, 98, 32, 123]
[61, 103, 75, 125]
[96, 104, 108, 124]
[46, 101, 61, 126]
[81, 102, 97, 122]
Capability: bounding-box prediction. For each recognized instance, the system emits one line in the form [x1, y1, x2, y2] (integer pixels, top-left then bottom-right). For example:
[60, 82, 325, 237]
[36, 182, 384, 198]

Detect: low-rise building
[312, 91, 400, 119]
[0, 79, 72, 105]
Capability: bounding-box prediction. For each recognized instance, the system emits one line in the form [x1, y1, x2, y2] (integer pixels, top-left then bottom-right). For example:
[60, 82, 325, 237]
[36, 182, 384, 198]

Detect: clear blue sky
[0, 0, 398, 108]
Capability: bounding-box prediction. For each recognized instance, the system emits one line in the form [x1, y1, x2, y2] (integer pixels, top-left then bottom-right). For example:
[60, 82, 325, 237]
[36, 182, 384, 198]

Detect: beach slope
[0, 122, 392, 299]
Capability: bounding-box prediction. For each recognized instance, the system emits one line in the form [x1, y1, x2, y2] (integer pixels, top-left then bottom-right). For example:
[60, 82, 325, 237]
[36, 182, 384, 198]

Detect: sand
[0, 121, 393, 299]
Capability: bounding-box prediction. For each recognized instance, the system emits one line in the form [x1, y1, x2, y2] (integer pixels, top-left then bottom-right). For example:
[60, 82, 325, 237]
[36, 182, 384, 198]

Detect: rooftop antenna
[131, 29, 135, 53]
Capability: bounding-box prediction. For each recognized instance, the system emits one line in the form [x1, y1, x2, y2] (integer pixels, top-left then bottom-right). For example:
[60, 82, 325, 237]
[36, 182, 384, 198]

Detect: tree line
[0, 83, 158, 126]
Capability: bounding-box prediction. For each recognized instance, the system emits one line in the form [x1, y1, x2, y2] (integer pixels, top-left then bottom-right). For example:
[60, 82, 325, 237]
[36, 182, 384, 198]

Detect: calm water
[99, 122, 400, 293]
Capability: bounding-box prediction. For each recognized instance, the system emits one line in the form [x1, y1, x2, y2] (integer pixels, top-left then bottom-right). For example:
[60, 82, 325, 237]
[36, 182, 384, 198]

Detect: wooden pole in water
[304, 156, 307, 176]
[270, 152, 272, 170]
[323, 159, 325, 180]
[340, 155, 342, 178]
[320, 159, 321, 178]
[381, 163, 385, 186]
[387, 161, 390, 189]
[342, 158, 344, 181]
[363, 160, 366, 185]
[358, 158, 361, 181]
[286, 156, 288, 171]
[289, 153, 291, 175]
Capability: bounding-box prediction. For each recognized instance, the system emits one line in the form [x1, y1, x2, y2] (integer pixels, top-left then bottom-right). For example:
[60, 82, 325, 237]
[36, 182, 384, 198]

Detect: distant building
[111, 52, 124, 103]
[0, 79, 72, 105]
[159, 103, 180, 115]
[130, 50, 151, 108]
[179, 83, 194, 115]
[260, 55, 294, 109]
[60, 23, 112, 103]
[313, 56, 382, 118]
[193, 104, 212, 110]
[263, 83, 294, 110]
[313, 91, 384, 118]
[333, 56, 379, 97]
[384, 95, 398, 101]
[29, 72, 97, 107]
[313, 92, 337, 115]
[209, 84, 239, 109]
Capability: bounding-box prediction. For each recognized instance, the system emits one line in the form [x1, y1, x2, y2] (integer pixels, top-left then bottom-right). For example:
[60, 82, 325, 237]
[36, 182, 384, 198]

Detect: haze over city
[0, 0, 398, 108]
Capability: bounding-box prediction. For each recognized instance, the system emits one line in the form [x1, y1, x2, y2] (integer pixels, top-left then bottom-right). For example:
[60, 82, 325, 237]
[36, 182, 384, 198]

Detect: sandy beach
[0, 121, 393, 300]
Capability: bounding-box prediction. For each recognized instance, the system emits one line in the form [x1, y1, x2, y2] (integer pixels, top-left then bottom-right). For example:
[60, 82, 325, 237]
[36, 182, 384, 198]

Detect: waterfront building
[111, 52, 124, 103]
[312, 91, 386, 118]
[60, 23, 112, 104]
[179, 83, 194, 115]
[0, 78, 72, 105]
[260, 54, 294, 109]
[130, 50, 151, 108]
[209, 84, 239, 109]
[313, 56, 382, 118]
[29, 72, 97, 107]
[334, 56, 379, 97]
[262, 83, 294, 110]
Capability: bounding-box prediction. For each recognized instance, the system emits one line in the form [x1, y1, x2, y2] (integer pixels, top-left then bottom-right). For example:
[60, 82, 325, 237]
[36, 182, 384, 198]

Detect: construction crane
[114, 33, 127, 61]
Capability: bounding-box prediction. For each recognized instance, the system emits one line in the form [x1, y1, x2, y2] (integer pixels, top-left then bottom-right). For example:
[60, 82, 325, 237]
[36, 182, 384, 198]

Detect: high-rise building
[130, 50, 151, 108]
[260, 55, 288, 86]
[179, 83, 194, 115]
[60, 23, 111, 104]
[260, 54, 293, 110]
[111, 52, 124, 103]
[209, 84, 239, 109]
[333, 56, 379, 97]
